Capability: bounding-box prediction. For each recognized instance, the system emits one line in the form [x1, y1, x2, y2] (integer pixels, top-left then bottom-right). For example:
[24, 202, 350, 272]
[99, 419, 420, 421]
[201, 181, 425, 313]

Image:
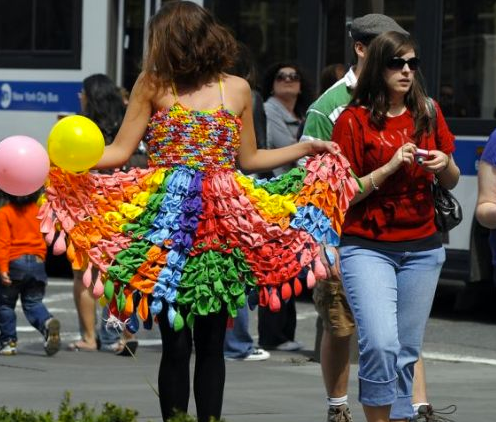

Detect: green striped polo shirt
[301, 67, 357, 143]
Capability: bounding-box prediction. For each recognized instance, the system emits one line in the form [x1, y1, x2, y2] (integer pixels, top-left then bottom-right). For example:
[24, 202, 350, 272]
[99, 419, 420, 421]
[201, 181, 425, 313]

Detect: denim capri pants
[339, 245, 445, 420]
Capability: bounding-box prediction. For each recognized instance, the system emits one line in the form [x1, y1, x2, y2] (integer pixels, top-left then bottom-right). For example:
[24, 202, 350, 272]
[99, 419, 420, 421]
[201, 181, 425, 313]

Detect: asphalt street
[1, 278, 495, 422]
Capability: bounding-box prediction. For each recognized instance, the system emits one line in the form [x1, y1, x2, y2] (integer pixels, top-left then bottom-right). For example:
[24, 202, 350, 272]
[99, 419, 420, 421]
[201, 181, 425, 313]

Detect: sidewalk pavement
[1, 343, 496, 421]
[2, 278, 496, 421]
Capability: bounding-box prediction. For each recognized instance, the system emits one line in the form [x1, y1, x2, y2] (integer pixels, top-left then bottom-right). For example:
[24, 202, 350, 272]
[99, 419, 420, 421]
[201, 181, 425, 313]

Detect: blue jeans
[0, 255, 51, 343]
[339, 246, 445, 419]
[224, 303, 254, 358]
[99, 305, 121, 348]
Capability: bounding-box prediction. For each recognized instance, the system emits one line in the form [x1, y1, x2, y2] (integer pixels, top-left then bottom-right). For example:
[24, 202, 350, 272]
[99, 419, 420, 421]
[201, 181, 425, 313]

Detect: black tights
[157, 305, 228, 422]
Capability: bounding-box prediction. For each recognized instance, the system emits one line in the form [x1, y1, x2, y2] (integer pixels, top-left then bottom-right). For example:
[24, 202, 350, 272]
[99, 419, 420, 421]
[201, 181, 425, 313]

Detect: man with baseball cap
[300, 14, 441, 422]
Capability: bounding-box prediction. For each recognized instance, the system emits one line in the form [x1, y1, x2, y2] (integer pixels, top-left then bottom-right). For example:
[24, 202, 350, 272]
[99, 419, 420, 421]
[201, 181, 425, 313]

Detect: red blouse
[332, 101, 455, 242]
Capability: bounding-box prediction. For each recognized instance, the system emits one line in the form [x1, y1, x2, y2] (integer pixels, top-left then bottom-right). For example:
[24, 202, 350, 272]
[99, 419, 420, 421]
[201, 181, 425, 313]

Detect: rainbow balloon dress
[39, 103, 360, 331]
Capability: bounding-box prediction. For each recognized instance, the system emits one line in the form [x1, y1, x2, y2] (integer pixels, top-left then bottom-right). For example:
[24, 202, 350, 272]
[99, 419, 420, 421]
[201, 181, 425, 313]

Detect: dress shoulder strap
[171, 81, 179, 102]
[218, 78, 225, 107]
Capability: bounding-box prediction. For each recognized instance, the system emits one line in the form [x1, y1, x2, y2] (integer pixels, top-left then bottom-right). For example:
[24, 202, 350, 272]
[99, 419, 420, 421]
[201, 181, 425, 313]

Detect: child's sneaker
[0, 340, 17, 356]
[242, 348, 270, 361]
[44, 318, 61, 356]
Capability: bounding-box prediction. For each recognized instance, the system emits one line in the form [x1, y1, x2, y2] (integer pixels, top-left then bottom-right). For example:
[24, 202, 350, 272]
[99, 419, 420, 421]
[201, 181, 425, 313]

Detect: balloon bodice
[145, 104, 242, 173]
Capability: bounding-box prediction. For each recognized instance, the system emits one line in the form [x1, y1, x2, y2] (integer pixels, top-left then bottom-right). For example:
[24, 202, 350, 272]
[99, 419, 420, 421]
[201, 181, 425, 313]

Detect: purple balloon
[0, 136, 50, 196]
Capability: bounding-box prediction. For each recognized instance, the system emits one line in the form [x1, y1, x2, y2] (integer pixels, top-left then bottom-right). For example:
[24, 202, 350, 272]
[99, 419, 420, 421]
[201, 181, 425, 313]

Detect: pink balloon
[0, 136, 50, 196]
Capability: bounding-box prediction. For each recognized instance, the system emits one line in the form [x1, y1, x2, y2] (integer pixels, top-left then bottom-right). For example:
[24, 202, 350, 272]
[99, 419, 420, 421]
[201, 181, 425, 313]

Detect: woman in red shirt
[332, 31, 460, 422]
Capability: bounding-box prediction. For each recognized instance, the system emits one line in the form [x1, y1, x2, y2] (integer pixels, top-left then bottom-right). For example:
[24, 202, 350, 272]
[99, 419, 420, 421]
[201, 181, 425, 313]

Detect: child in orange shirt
[0, 190, 60, 356]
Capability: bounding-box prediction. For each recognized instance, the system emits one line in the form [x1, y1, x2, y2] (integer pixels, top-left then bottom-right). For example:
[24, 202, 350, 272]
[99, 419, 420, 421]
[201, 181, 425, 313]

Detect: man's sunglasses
[275, 71, 301, 82]
[386, 57, 420, 71]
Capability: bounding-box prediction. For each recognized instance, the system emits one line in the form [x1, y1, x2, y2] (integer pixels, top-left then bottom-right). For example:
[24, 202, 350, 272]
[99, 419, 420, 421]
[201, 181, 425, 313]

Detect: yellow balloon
[47, 115, 105, 172]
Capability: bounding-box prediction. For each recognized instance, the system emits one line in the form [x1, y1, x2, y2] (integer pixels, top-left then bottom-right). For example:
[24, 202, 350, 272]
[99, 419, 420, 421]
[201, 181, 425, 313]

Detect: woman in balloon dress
[39, 2, 360, 421]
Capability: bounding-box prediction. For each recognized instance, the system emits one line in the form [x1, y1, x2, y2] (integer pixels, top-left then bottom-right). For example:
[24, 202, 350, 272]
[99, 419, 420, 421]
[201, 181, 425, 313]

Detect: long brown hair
[143, 1, 238, 88]
[351, 31, 433, 139]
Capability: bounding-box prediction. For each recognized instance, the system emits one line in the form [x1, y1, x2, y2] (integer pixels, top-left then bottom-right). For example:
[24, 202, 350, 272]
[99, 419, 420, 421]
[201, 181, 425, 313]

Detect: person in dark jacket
[223, 44, 270, 361]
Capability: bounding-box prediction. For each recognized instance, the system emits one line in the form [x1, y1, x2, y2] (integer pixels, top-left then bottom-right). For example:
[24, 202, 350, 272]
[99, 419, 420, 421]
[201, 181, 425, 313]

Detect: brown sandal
[67, 339, 98, 352]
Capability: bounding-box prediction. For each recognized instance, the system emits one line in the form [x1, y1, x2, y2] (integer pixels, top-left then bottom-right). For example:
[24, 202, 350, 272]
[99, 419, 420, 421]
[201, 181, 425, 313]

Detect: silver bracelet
[370, 171, 380, 191]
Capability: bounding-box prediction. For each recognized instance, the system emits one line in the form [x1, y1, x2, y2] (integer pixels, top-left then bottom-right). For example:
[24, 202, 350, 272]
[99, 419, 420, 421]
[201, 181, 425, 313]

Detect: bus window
[441, 1, 496, 119]
[0, 0, 82, 69]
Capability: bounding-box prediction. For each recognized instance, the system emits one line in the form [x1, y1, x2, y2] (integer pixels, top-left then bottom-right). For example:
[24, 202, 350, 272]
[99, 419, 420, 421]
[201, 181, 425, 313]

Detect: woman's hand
[385, 142, 417, 174]
[420, 149, 449, 174]
[318, 245, 341, 280]
[308, 140, 342, 156]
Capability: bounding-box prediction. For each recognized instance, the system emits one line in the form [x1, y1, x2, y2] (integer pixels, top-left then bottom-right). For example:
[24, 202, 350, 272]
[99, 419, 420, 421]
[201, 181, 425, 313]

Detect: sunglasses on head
[386, 57, 420, 71]
[275, 71, 301, 82]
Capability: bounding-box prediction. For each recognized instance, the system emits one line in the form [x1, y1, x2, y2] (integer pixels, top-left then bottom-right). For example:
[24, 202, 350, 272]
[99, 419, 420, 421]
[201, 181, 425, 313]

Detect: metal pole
[116, 0, 124, 87]
[143, 0, 151, 59]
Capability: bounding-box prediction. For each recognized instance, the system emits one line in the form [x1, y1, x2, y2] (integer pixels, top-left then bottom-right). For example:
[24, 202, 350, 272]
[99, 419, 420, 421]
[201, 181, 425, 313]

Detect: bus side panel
[0, 0, 111, 145]
[443, 136, 488, 282]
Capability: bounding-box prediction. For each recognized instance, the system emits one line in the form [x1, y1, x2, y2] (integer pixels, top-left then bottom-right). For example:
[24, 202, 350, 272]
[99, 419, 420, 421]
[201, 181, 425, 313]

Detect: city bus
[1, 0, 494, 306]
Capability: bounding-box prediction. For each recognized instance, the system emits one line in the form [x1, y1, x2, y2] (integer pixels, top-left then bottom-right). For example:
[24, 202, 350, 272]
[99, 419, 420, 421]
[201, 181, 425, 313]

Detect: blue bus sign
[0, 81, 82, 113]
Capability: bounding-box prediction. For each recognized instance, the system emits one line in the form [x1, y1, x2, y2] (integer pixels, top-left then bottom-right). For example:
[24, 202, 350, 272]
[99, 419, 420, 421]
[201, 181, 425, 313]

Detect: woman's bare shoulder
[223, 74, 250, 93]
[134, 72, 175, 110]
[222, 74, 251, 114]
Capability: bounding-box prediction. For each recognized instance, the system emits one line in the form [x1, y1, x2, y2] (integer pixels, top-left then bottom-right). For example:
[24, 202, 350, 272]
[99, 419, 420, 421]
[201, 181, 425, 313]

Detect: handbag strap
[425, 97, 440, 184]
[426, 97, 438, 134]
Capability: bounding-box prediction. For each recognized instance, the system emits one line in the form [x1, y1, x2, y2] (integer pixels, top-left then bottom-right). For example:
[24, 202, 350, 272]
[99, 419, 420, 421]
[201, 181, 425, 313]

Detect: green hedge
[0, 392, 224, 422]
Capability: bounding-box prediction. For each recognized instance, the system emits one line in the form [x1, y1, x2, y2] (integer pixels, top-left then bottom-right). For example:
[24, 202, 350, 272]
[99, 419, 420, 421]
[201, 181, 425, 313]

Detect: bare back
[151, 74, 248, 117]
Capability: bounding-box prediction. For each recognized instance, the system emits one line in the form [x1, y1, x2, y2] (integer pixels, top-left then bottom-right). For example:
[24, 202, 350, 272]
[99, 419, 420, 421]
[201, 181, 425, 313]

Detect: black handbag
[426, 98, 463, 232]
[432, 178, 463, 232]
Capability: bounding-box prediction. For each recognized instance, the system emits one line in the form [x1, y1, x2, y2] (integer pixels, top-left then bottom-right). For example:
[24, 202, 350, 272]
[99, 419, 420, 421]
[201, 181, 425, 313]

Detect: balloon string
[103, 314, 159, 398]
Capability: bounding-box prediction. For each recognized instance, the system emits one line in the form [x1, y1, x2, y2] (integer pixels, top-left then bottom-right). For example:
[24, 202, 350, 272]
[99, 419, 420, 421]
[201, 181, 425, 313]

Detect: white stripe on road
[48, 280, 74, 286]
[17, 326, 37, 332]
[15, 330, 496, 364]
[19, 331, 163, 347]
[132, 339, 162, 346]
[423, 351, 496, 366]
[43, 293, 73, 303]
[296, 310, 317, 320]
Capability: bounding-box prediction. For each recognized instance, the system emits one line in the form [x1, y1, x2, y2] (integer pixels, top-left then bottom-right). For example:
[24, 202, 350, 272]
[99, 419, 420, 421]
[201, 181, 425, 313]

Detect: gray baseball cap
[349, 14, 409, 42]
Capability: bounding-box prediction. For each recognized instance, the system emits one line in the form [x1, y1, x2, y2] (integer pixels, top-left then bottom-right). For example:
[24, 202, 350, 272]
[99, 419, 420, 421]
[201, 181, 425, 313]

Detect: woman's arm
[331, 109, 418, 206]
[236, 82, 336, 173]
[350, 142, 418, 205]
[0, 212, 12, 285]
[423, 151, 460, 189]
[95, 73, 154, 169]
[421, 102, 460, 189]
[476, 160, 496, 229]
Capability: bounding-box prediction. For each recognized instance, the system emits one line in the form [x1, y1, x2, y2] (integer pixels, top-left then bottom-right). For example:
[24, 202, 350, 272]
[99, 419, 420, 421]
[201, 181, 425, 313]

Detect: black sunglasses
[386, 57, 420, 71]
[275, 71, 301, 82]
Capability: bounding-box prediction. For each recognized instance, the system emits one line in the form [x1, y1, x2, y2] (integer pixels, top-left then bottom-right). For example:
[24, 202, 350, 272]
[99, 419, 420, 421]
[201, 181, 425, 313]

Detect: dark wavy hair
[143, 1, 238, 88]
[351, 31, 433, 139]
[82, 74, 125, 144]
[261, 62, 314, 120]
